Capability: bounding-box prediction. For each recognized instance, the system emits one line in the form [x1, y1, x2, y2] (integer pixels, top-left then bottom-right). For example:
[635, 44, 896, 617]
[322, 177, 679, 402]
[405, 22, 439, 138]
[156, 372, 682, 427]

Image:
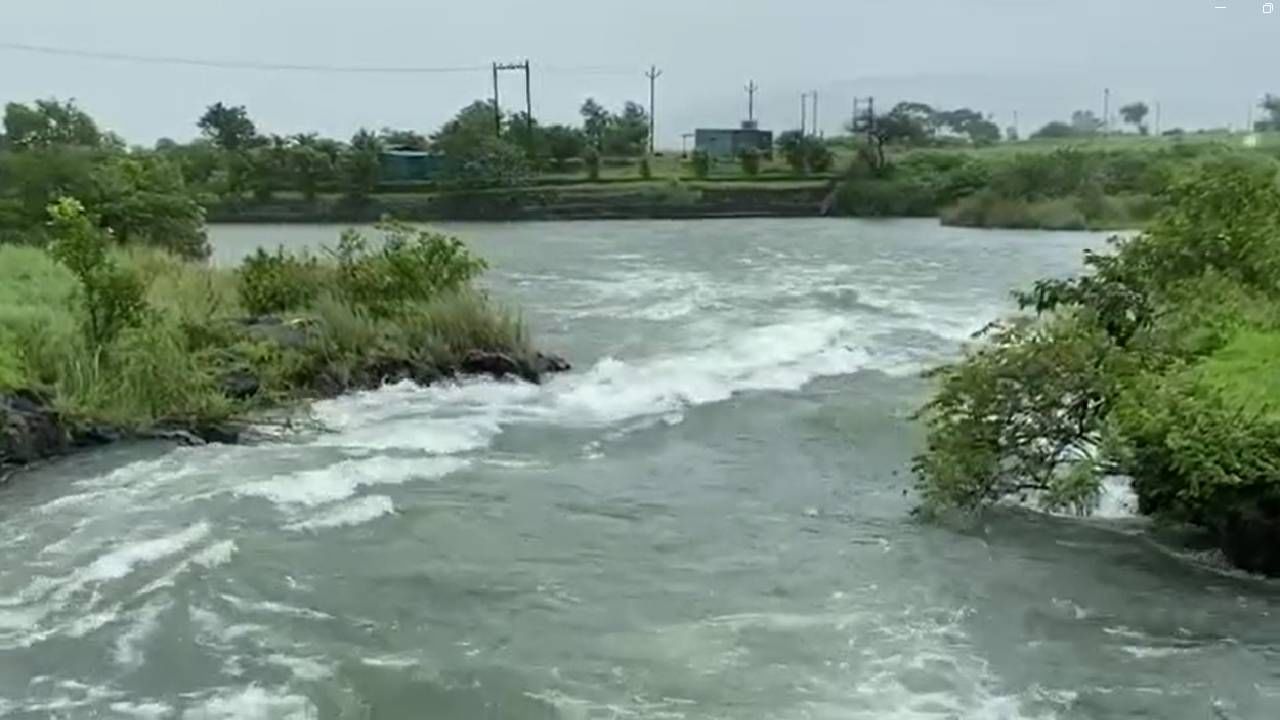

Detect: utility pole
[745, 80, 759, 123]
[800, 92, 809, 135]
[1155, 101, 1161, 136]
[1013, 110, 1019, 139]
[1103, 88, 1111, 134]
[645, 65, 663, 154]
[524, 60, 533, 139]
[492, 62, 501, 137]
[492, 60, 532, 138]
[811, 90, 819, 137]
[852, 98, 859, 134]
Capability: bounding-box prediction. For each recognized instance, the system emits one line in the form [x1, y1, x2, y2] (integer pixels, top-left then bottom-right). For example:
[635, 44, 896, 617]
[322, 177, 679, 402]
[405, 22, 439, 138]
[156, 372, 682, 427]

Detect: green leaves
[46, 198, 147, 349]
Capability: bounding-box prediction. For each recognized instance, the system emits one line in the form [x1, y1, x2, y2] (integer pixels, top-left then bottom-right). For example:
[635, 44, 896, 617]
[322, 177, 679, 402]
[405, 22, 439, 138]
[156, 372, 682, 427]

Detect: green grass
[0, 232, 531, 432]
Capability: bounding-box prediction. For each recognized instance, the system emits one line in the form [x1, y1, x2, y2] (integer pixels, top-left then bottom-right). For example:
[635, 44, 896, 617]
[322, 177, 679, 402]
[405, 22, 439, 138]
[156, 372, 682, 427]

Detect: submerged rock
[219, 369, 261, 400]
[459, 351, 571, 384]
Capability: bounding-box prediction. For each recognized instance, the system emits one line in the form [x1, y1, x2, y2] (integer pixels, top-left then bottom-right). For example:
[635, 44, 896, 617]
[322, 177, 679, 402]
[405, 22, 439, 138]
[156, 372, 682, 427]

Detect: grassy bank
[832, 136, 1280, 230]
[0, 213, 540, 455]
[206, 180, 834, 223]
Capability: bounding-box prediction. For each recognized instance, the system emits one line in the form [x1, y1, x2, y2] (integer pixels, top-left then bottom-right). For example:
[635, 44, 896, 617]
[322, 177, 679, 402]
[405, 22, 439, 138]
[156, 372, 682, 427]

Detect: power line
[0, 40, 488, 74]
[0, 41, 645, 77]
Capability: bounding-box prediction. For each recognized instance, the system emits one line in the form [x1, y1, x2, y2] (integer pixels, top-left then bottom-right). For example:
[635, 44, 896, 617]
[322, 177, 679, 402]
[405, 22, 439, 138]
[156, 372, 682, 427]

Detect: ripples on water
[0, 220, 1277, 719]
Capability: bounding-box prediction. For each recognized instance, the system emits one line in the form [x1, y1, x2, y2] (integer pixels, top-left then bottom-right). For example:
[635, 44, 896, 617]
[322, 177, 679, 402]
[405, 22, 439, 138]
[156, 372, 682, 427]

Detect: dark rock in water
[242, 316, 312, 350]
[1, 391, 68, 467]
[1217, 505, 1280, 576]
[141, 429, 208, 447]
[461, 350, 525, 380]
[75, 426, 122, 447]
[219, 369, 261, 400]
[531, 352, 572, 376]
[191, 424, 241, 445]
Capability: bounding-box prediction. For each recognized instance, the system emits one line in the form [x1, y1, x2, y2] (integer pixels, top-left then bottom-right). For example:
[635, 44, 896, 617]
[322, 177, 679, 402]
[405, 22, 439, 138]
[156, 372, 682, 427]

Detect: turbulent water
[2, 219, 1278, 719]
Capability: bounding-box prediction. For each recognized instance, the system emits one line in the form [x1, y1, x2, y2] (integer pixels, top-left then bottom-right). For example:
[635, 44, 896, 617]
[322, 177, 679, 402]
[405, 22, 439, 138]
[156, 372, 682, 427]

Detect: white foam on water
[193, 540, 237, 568]
[113, 600, 171, 668]
[109, 700, 174, 719]
[80, 523, 212, 584]
[287, 495, 396, 531]
[1093, 476, 1140, 519]
[266, 653, 332, 681]
[180, 686, 314, 720]
[236, 456, 468, 507]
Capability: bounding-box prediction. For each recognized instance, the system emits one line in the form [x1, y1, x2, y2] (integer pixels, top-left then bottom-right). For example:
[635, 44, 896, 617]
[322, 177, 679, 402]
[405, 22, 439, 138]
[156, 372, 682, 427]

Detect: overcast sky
[2, 0, 1275, 147]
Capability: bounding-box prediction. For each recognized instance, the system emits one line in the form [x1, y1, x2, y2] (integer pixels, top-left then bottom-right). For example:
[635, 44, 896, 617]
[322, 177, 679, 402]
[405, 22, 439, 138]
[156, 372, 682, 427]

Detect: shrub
[739, 148, 762, 177]
[836, 177, 936, 217]
[639, 156, 652, 180]
[45, 198, 147, 349]
[237, 246, 321, 316]
[327, 219, 488, 318]
[690, 150, 711, 179]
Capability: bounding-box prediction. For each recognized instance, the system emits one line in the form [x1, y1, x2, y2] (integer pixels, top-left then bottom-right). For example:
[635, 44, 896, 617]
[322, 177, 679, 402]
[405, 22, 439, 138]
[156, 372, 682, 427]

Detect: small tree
[341, 129, 382, 202]
[45, 198, 147, 348]
[544, 125, 587, 172]
[1120, 102, 1150, 135]
[739, 147, 762, 177]
[198, 102, 257, 151]
[776, 131, 808, 174]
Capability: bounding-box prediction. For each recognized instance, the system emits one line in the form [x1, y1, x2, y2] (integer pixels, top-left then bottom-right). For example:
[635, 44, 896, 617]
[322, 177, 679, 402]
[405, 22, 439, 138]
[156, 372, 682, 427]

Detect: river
[1, 219, 1277, 719]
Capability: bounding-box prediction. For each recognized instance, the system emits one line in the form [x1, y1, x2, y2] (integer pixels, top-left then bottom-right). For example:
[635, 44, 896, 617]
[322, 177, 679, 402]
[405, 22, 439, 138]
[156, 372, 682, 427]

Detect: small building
[694, 121, 774, 158]
[379, 149, 445, 183]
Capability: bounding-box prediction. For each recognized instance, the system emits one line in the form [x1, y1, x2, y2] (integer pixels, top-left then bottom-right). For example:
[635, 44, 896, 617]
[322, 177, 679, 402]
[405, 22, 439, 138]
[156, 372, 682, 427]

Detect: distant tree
[3, 99, 100, 149]
[87, 155, 209, 258]
[505, 112, 546, 163]
[1006, 126, 1020, 142]
[432, 101, 528, 186]
[603, 102, 649, 156]
[340, 129, 382, 201]
[245, 135, 291, 201]
[1069, 110, 1104, 135]
[777, 131, 809, 173]
[379, 128, 429, 150]
[543, 124, 587, 171]
[289, 143, 333, 201]
[1032, 121, 1078, 139]
[198, 102, 257, 151]
[1256, 94, 1280, 132]
[1120, 102, 1150, 135]
[580, 98, 609, 148]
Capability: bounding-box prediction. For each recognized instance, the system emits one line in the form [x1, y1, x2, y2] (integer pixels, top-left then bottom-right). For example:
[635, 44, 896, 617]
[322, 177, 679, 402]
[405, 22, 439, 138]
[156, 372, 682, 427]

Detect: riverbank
[0, 220, 566, 477]
[206, 181, 834, 223]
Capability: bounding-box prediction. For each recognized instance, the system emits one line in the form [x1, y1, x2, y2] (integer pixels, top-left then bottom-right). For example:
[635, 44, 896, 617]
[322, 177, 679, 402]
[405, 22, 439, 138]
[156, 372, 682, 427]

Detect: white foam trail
[110, 701, 174, 719]
[236, 457, 468, 507]
[180, 686, 314, 720]
[287, 495, 396, 531]
[79, 523, 211, 584]
[113, 600, 170, 668]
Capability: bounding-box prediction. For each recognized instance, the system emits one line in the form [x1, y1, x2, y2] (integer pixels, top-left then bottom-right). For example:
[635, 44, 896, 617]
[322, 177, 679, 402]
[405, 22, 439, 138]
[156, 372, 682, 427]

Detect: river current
[1, 219, 1276, 719]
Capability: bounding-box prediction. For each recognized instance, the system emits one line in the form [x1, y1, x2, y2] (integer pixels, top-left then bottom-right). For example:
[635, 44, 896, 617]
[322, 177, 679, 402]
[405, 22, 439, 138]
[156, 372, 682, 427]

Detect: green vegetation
[0, 210, 530, 435]
[834, 133, 1279, 229]
[913, 161, 1280, 574]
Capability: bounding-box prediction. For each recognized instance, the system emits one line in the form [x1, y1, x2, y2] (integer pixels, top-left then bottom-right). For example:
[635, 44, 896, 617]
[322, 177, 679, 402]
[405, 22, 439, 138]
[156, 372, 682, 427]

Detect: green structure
[379, 150, 444, 183]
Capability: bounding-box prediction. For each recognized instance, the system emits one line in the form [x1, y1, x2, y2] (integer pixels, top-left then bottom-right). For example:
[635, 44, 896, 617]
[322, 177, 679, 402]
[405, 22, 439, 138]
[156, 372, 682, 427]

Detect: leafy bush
[46, 198, 147, 348]
[689, 150, 711, 179]
[740, 148, 762, 177]
[638, 156, 652, 180]
[328, 219, 488, 318]
[835, 177, 937, 217]
[237, 246, 321, 316]
[916, 160, 1280, 571]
